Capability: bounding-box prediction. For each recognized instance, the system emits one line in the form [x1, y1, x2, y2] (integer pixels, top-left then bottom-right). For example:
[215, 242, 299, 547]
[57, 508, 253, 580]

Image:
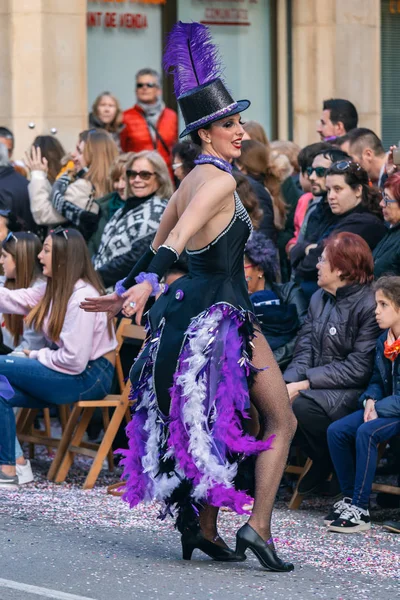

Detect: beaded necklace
[194, 154, 233, 175]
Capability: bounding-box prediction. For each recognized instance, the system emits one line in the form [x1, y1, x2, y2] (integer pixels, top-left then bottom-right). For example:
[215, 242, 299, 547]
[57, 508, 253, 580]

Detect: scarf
[383, 329, 400, 362]
[137, 99, 165, 142]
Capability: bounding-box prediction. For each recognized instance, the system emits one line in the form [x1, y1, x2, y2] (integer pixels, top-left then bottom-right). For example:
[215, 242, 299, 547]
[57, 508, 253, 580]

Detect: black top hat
[178, 78, 250, 139]
[164, 22, 251, 139]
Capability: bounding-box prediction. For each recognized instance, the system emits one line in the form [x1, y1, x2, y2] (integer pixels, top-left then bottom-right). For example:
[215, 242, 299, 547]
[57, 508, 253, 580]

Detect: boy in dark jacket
[325, 276, 400, 533]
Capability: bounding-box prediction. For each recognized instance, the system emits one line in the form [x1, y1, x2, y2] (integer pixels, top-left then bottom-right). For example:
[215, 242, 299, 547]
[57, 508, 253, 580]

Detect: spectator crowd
[0, 71, 399, 537]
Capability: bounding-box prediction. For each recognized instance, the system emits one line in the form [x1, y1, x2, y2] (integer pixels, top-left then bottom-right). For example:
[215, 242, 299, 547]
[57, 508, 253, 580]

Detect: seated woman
[0, 228, 117, 490]
[293, 160, 386, 296]
[233, 172, 264, 230]
[88, 153, 132, 256]
[284, 232, 381, 495]
[171, 140, 201, 186]
[245, 230, 307, 370]
[0, 231, 47, 485]
[325, 276, 400, 532]
[27, 130, 118, 240]
[373, 173, 400, 278]
[93, 150, 172, 289]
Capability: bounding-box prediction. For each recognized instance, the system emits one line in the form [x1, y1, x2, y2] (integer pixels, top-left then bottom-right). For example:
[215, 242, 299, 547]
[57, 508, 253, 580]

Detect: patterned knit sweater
[93, 194, 168, 288]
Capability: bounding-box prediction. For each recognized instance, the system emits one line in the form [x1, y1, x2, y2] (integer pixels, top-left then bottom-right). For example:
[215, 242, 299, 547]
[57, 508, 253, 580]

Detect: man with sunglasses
[121, 68, 178, 177]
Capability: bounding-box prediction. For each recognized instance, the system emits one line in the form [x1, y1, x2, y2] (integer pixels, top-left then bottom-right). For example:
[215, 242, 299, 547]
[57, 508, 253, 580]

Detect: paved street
[0, 455, 399, 600]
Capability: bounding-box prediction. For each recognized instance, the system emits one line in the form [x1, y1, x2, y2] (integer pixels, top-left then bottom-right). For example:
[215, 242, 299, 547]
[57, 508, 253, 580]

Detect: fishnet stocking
[248, 331, 297, 540]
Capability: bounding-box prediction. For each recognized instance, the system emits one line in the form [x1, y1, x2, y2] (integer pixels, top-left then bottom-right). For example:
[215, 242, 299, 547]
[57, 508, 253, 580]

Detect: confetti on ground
[1, 445, 399, 587]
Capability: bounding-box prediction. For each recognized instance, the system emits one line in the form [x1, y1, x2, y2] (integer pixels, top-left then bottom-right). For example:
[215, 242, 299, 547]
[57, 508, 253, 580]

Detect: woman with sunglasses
[93, 150, 172, 289]
[171, 140, 201, 185]
[0, 227, 117, 490]
[83, 23, 295, 572]
[293, 160, 386, 300]
[373, 173, 400, 278]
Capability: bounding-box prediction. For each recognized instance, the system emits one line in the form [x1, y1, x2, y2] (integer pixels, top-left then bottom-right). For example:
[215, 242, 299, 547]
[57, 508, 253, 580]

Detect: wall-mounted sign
[194, 0, 258, 27]
[87, 0, 164, 30]
[87, 11, 148, 28]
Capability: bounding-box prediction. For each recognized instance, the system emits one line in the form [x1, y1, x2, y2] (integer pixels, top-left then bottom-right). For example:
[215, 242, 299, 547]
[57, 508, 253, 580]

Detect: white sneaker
[16, 459, 34, 484]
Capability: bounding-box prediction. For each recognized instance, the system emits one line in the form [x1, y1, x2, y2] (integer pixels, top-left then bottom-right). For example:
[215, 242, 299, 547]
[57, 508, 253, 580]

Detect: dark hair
[373, 276, 400, 309]
[0, 127, 14, 149]
[384, 173, 400, 206]
[323, 99, 358, 133]
[164, 259, 189, 279]
[298, 142, 335, 174]
[244, 231, 279, 282]
[33, 136, 65, 184]
[324, 232, 373, 284]
[172, 141, 201, 177]
[317, 148, 351, 164]
[344, 128, 385, 158]
[189, 124, 211, 147]
[2, 232, 42, 345]
[233, 172, 263, 229]
[326, 160, 382, 217]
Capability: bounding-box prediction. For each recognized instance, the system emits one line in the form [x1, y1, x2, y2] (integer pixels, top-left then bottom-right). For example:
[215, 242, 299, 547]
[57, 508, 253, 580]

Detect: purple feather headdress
[163, 22, 225, 99]
[245, 231, 279, 281]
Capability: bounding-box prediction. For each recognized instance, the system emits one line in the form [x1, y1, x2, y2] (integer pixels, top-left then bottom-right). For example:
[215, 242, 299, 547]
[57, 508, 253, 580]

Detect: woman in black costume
[82, 22, 296, 572]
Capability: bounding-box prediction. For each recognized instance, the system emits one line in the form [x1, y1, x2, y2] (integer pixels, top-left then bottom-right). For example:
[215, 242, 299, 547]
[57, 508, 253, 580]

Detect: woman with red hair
[284, 232, 381, 496]
[373, 172, 400, 278]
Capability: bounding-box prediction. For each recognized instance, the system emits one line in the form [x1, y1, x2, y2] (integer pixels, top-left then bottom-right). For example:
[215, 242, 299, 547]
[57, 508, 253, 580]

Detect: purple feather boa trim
[115, 279, 127, 298]
[168, 303, 273, 513]
[135, 272, 160, 297]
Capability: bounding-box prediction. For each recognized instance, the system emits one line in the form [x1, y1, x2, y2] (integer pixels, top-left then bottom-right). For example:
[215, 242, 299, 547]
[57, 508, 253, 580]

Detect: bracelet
[115, 279, 127, 298]
[135, 272, 161, 296]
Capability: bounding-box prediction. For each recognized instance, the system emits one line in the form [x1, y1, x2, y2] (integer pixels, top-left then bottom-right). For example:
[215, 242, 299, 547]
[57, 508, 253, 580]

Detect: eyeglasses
[50, 226, 69, 240]
[126, 170, 157, 181]
[172, 162, 183, 171]
[334, 160, 362, 172]
[381, 194, 398, 207]
[136, 82, 158, 89]
[307, 166, 328, 177]
[5, 231, 18, 243]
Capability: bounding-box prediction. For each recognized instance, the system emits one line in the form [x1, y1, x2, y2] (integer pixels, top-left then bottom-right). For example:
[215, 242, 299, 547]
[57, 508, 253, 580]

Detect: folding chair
[48, 319, 146, 489]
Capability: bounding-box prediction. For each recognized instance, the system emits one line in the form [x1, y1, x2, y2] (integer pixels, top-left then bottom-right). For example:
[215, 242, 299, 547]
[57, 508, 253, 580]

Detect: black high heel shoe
[235, 523, 294, 572]
[181, 530, 246, 562]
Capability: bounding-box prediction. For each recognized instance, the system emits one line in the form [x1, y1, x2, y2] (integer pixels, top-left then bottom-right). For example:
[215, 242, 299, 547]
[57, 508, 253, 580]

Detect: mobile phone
[393, 145, 400, 166]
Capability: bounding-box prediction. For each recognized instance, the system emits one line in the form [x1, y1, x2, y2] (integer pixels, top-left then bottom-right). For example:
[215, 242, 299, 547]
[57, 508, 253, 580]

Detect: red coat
[121, 104, 178, 176]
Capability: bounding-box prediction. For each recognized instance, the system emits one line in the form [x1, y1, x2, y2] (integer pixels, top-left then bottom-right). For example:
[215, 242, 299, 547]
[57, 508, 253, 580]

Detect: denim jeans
[0, 356, 114, 465]
[327, 409, 400, 509]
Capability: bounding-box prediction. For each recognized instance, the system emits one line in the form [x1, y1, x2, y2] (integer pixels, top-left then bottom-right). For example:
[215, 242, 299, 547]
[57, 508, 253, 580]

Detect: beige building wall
[288, 0, 380, 146]
[0, 0, 87, 160]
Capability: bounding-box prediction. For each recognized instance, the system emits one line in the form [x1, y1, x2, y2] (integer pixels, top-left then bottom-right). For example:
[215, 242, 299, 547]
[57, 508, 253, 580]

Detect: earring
[258, 274, 264, 279]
